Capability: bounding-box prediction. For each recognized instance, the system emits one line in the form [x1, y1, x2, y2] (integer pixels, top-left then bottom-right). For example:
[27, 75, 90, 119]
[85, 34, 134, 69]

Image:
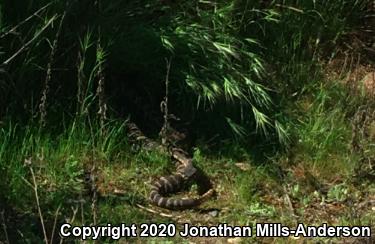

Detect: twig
[160, 57, 172, 145]
[135, 204, 197, 225]
[70, 206, 79, 226]
[80, 199, 85, 229]
[49, 204, 61, 244]
[59, 206, 78, 244]
[25, 158, 49, 244]
[0, 2, 52, 39]
[90, 165, 98, 226]
[135, 203, 175, 218]
[85, 111, 98, 226]
[39, 12, 66, 127]
[95, 0, 107, 136]
[95, 38, 107, 135]
[283, 184, 298, 224]
[2, 15, 57, 66]
[1, 210, 10, 244]
[21, 176, 35, 189]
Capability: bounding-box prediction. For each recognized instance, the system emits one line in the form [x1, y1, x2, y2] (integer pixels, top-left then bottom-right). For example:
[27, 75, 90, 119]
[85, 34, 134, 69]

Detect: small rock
[208, 210, 219, 217]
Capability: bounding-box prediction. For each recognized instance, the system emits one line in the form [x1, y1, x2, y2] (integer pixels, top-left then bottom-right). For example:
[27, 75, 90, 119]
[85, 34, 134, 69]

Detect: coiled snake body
[126, 122, 214, 209]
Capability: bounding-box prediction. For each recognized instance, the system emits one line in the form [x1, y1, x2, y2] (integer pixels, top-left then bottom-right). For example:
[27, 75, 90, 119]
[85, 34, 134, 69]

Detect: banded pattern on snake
[126, 121, 214, 209]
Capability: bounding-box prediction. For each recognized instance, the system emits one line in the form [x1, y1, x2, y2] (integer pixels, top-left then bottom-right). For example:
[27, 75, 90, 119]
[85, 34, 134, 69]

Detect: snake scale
[126, 122, 214, 209]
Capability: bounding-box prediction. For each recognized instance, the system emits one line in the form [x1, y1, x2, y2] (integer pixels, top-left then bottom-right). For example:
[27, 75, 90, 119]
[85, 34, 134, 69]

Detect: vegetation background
[0, 0, 374, 243]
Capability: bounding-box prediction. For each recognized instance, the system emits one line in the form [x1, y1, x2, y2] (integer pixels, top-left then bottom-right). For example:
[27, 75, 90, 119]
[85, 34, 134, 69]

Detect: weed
[0, 0, 373, 242]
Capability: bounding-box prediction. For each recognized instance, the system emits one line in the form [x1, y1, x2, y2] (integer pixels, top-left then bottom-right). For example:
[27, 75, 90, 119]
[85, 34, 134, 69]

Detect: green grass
[1, 69, 374, 243]
[0, 106, 374, 242]
[1, 0, 374, 243]
[289, 84, 356, 179]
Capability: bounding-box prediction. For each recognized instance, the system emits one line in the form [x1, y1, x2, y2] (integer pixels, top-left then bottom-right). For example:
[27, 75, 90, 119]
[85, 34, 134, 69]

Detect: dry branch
[2, 15, 57, 66]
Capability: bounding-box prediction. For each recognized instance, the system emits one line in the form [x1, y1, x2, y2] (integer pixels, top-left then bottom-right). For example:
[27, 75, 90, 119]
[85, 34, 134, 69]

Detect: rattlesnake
[126, 122, 214, 209]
